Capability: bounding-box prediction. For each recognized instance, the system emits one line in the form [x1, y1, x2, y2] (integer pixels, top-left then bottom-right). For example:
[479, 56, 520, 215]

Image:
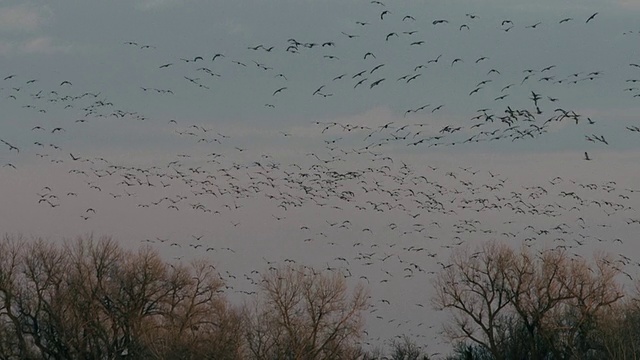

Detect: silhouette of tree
[434, 241, 625, 360]
[245, 265, 368, 360]
[0, 234, 244, 359]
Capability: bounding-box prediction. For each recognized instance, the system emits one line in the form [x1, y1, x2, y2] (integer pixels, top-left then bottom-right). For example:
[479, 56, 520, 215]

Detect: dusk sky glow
[1, 0, 640, 354]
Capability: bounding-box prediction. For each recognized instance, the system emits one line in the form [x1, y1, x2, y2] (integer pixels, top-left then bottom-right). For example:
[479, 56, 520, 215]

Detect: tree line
[0, 234, 639, 360]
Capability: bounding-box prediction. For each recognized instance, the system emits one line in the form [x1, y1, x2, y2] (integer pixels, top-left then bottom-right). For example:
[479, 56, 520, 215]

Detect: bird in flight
[370, 78, 385, 89]
[0, 139, 19, 153]
[584, 152, 592, 161]
[586, 12, 599, 23]
[272, 87, 287, 96]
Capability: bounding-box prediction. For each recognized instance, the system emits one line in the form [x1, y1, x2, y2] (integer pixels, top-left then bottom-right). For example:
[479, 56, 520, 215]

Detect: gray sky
[1, 0, 640, 355]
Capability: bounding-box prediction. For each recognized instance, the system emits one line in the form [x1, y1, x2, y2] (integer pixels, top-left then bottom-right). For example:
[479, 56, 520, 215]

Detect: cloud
[617, 0, 640, 9]
[0, 41, 14, 55]
[20, 37, 71, 54]
[135, 0, 187, 10]
[0, 5, 51, 32]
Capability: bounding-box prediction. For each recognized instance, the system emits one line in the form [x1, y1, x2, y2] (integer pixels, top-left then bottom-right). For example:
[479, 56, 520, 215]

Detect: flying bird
[272, 87, 287, 96]
[385, 32, 398, 41]
[586, 12, 599, 23]
[0, 139, 19, 153]
[341, 31, 359, 39]
[370, 78, 385, 89]
[354, 78, 368, 88]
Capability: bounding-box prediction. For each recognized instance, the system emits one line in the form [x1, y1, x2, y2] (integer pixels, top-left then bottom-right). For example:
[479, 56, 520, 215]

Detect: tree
[0, 234, 244, 360]
[245, 265, 369, 360]
[597, 289, 640, 359]
[433, 240, 626, 360]
[433, 241, 515, 360]
[388, 335, 429, 360]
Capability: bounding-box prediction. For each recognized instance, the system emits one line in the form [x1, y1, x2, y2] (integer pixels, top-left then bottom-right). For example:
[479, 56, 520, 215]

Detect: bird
[586, 12, 599, 23]
[370, 64, 385, 74]
[0, 139, 19, 153]
[369, 78, 385, 89]
[272, 87, 287, 96]
[584, 152, 592, 161]
[427, 54, 442, 64]
[385, 32, 398, 41]
[354, 78, 368, 88]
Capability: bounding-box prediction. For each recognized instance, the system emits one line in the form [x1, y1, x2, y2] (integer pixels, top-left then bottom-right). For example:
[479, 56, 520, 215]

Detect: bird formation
[1, 0, 640, 355]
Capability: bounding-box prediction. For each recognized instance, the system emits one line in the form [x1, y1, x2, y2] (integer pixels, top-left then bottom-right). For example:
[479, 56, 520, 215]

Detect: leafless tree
[245, 265, 369, 360]
[433, 241, 515, 360]
[433, 241, 627, 360]
[0, 234, 244, 360]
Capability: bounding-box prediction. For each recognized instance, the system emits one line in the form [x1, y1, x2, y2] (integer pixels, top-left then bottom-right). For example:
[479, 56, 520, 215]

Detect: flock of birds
[1, 0, 640, 355]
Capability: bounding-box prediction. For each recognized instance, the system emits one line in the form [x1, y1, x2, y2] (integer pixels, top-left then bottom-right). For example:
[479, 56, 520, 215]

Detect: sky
[1, 0, 640, 355]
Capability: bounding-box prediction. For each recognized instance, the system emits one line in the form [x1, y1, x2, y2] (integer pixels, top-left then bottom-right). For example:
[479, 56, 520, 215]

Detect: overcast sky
[1, 0, 640, 355]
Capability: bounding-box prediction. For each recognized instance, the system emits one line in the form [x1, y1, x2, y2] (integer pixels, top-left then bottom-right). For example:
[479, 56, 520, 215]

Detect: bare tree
[502, 247, 573, 358]
[433, 241, 515, 360]
[0, 234, 244, 360]
[555, 251, 624, 358]
[388, 335, 427, 360]
[598, 287, 640, 360]
[433, 241, 627, 360]
[245, 265, 369, 360]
